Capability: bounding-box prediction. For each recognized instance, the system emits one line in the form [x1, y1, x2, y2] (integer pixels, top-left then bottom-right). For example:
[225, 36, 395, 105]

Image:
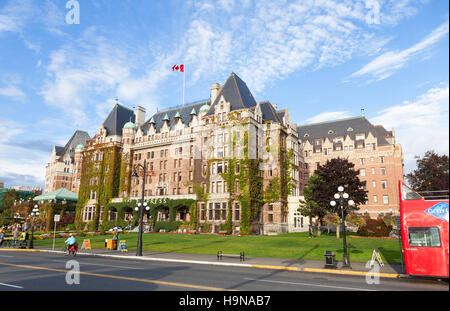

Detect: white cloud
[179, 0, 425, 94]
[0, 84, 26, 100]
[41, 0, 427, 120]
[305, 111, 354, 124]
[350, 21, 449, 81]
[371, 84, 449, 173]
[0, 118, 46, 187]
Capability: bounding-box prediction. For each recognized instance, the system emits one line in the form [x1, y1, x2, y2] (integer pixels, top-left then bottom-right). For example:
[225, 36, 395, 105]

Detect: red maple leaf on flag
[172, 64, 184, 72]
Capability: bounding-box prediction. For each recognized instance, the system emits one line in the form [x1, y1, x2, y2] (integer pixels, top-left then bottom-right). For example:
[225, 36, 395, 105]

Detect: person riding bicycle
[0, 227, 5, 246]
[64, 234, 77, 254]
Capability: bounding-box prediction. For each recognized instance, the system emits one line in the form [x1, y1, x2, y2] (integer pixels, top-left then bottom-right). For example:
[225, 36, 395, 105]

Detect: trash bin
[324, 250, 337, 269]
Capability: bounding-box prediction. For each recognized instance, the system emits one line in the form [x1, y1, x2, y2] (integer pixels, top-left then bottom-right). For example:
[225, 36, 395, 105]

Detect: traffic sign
[81, 239, 91, 250]
[119, 240, 127, 252]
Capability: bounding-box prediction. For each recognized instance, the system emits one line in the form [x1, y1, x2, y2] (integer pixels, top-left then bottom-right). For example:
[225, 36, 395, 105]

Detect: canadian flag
[172, 64, 184, 72]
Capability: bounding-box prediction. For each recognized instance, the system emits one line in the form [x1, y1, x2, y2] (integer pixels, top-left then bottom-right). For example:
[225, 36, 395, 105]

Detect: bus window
[408, 227, 441, 247]
[401, 184, 422, 200]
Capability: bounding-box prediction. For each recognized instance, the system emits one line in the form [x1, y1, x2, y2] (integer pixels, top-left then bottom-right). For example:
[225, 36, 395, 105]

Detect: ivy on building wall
[79, 198, 197, 232]
[76, 145, 123, 231]
[238, 130, 264, 235]
[279, 146, 294, 217]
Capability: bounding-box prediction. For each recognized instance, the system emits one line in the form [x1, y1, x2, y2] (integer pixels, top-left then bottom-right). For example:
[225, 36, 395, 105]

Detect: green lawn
[33, 232, 402, 264]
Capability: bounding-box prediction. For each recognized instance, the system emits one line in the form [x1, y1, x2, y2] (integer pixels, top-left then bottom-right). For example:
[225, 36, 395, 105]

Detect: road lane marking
[243, 277, 377, 291]
[0, 261, 237, 291]
[0, 282, 23, 289]
[51, 260, 145, 270]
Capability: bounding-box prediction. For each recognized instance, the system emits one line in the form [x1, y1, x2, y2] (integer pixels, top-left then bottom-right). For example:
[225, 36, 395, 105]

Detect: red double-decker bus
[399, 181, 449, 278]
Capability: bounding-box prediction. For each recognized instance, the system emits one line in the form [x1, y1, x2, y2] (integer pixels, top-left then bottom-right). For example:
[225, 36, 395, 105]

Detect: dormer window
[355, 133, 365, 140]
[304, 133, 309, 138]
[328, 130, 334, 134]
[334, 136, 344, 143]
[347, 127, 354, 132]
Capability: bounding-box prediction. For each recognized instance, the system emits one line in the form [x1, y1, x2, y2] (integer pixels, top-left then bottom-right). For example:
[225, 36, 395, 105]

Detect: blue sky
[0, 0, 448, 189]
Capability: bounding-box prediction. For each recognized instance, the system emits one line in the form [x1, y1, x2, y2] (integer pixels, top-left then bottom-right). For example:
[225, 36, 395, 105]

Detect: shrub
[357, 219, 392, 237]
[200, 222, 212, 233]
[153, 221, 182, 232]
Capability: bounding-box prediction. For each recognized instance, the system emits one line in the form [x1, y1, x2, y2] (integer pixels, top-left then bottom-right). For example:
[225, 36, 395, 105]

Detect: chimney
[211, 83, 220, 103]
[135, 106, 146, 127]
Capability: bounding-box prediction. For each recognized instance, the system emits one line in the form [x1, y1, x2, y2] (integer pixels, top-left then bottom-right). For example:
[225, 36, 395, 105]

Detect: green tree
[314, 158, 368, 217]
[299, 158, 368, 236]
[406, 150, 449, 192]
[298, 174, 328, 236]
[1, 189, 18, 213]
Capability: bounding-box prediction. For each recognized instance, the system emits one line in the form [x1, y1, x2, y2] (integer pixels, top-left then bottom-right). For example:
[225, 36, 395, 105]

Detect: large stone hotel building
[45, 72, 404, 234]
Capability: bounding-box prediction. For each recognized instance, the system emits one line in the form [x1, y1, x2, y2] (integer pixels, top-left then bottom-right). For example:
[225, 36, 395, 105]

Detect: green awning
[34, 188, 78, 203]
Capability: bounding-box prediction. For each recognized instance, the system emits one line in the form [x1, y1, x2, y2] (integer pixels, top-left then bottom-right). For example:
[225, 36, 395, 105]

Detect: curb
[1, 248, 403, 279]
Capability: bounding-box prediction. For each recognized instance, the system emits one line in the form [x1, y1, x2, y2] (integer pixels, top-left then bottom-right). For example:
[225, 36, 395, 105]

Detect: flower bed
[349, 235, 397, 239]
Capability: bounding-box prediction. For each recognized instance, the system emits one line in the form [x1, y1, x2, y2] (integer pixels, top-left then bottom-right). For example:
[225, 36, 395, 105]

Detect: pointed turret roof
[205, 72, 257, 116]
[190, 108, 197, 115]
[102, 103, 135, 136]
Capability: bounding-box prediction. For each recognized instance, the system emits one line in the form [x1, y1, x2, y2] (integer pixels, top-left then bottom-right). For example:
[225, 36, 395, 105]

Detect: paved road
[0, 251, 447, 292]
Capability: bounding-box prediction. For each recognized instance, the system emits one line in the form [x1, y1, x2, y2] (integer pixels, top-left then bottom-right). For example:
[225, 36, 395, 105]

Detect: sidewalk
[33, 246, 405, 279]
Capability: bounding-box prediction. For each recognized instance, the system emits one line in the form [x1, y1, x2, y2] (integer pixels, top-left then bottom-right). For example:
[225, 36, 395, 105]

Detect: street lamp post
[330, 186, 354, 269]
[132, 159, 150, 256]
[29, 205, 39, 249]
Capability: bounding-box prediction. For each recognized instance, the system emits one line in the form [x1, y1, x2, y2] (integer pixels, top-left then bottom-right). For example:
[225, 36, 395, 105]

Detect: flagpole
[182, 64, 185, 106]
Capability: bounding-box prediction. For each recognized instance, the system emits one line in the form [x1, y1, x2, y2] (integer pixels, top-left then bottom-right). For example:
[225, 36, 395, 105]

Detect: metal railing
[417, 190, 449, 200]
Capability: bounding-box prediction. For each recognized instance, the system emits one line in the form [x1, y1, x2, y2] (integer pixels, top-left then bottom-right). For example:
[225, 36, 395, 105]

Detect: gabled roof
[141, 100, 210, 133]
[258, 101, 282, 123]
[63, 130, 90, 154]
[205, 72, 257, 116]
[297, 116, 391, 146]
[102, 103, 135, 136]
[55, 146, 65, 156]
[277, 110, 286, 121]
[54, 130, 90, 161]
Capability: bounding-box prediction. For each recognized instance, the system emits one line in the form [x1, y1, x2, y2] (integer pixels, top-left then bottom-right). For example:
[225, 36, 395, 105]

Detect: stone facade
[297, 117, 404, 217]
[45, 72, 404, 233]
[44, 130, 90, 194]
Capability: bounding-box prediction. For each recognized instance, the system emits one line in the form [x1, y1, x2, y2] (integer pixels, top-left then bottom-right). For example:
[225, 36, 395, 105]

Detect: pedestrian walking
[0, 227, 5, 246]
[12, 227, 19, 247]
[113, 231, 119, 250]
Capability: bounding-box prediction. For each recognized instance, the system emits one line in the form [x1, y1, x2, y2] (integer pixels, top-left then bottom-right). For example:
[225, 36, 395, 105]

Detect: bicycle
[65, 243, 78, 257]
